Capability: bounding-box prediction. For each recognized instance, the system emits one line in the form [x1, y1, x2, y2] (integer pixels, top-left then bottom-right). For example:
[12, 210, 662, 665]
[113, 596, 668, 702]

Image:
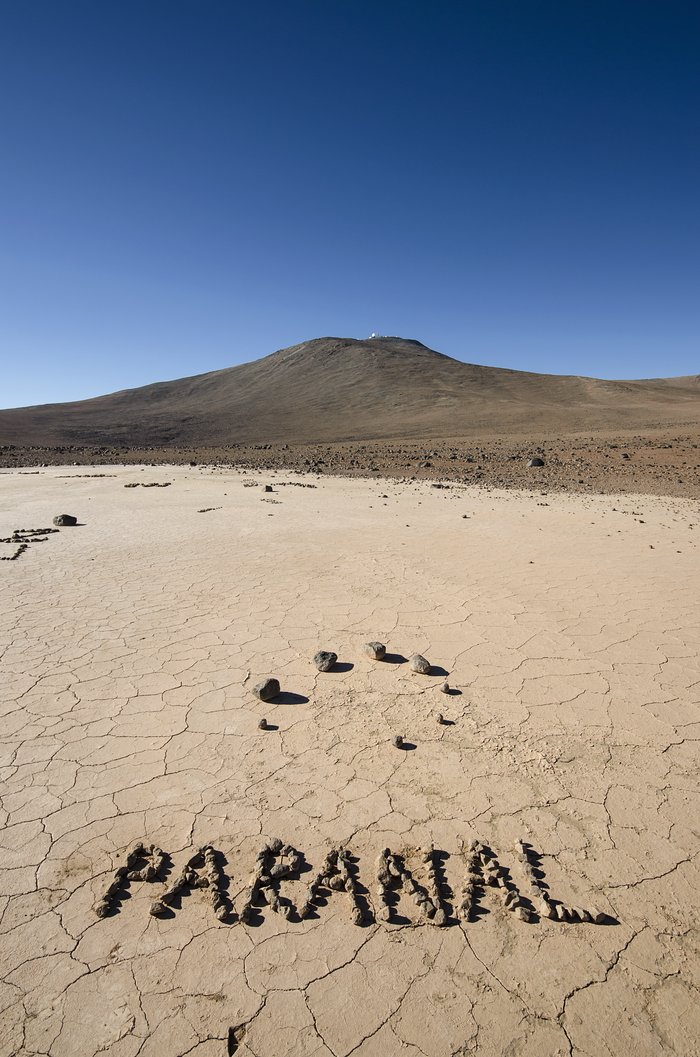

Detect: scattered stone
[528, 458, 545, 468]
[263, 484, 273, 492]
[258, 718, 269, 730]
[253, 677, 280, 702]
[392, 734, 404, 749]
[409, 653, 431, 674]
[363, 641, 386, 660]
[52, 514, 77, 526]
[440, 681, 450, 693]
[436, 712, 445, 724]
[313, 650, 337, 672]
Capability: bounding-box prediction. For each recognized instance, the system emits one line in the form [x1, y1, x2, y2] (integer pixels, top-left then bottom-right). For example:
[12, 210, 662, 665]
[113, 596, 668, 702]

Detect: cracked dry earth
[1, 466, 699, 1057]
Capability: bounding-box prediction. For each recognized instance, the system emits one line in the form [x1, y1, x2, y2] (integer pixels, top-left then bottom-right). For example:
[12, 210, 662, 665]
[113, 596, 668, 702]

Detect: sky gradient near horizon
[1, 1, 698, 408]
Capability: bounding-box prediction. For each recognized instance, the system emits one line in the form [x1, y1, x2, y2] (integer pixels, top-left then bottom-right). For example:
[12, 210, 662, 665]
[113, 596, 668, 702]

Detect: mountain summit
[1, 336, 698, 447]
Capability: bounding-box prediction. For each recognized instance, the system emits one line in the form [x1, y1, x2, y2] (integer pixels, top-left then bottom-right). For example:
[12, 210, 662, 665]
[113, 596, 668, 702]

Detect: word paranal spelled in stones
[95, 837, 615, 927]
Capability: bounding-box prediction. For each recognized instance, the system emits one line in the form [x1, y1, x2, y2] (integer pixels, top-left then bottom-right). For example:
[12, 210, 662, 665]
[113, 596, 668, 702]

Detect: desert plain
[1, 463, 699, 1057]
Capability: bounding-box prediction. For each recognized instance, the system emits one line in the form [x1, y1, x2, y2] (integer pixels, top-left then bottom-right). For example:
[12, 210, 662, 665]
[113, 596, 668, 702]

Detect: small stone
[538, 899, 556, 919]
[253, 678, 280, 702]
[440, 681, 450, 693]
[409, 653, 431, 674]
[528, 458, 545, 468]
[363, 641, 386, 660]
[590, 908, 608, 925]
[436, 712, 445, 724]
[514, 906, 533, 922]
[258, 718, 269, 730]
[392, 735, 404, 749]
[53, 514, 77, 526]
[263, 484, 273, 492]
[313, 650, 337, 672]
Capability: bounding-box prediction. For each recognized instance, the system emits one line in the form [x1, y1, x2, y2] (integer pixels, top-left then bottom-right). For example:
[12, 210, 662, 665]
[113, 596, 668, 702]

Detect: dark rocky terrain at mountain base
[3, 429, 699, 499]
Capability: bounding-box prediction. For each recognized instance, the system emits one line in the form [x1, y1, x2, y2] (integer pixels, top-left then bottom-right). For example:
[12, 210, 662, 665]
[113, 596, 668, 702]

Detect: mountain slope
[1, 336, 698, 446]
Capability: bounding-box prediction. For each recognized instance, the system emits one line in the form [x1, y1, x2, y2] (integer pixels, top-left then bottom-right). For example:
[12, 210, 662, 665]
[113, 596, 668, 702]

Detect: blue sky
[1, 1, 698, 407]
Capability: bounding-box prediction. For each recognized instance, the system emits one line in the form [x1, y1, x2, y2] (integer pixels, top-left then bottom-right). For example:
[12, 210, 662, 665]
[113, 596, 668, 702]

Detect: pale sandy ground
[1, 466, 699, 1057]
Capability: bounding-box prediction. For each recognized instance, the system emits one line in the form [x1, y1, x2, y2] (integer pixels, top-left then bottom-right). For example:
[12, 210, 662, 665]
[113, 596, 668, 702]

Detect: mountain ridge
[1, 336, 698, 447]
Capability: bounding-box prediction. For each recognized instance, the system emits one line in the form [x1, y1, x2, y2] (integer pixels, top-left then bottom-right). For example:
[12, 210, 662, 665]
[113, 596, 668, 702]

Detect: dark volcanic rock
[528, 458, 545, 468]
[52, 514, 77, 526]
[313, 651, 338, 672]
[253, 678, 280, 702]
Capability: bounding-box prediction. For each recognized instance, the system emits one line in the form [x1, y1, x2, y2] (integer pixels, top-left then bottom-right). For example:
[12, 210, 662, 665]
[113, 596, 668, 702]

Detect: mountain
[1, 336, 698, 447]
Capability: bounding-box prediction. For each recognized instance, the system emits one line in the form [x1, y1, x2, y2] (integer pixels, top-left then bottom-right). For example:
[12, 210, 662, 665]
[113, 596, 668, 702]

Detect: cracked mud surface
[1, 466, 698, 1056]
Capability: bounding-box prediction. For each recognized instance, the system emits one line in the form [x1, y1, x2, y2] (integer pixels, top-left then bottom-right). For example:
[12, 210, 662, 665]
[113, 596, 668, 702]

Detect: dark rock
[253, 678, 280, 702]
[313, 650, 338, 672]
[263, 484, 273, 492]
[528, 458, 545, 468]
[392, 735, 404, 749]
[52, 514, 77, 526]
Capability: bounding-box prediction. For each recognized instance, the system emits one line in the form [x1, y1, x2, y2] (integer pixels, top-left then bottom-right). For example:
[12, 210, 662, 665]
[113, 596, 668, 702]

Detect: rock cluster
[1, 526, 60, 560]
[239, 839, 303, 922]
[514, 838, 606, 923]
[150, 845, 230, 921]
[458, 839, 533, 922]
[422, 846, 448, 926]
[480, 842, 533, 922]
[457, 838, 482, 922]
[300, 847, 364, 924]
[94, 842, 166, 917]
[375, 848, 444, 924]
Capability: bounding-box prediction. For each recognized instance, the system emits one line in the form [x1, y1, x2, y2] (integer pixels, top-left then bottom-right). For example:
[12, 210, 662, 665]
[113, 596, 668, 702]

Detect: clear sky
[1, 1, 698, 407]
